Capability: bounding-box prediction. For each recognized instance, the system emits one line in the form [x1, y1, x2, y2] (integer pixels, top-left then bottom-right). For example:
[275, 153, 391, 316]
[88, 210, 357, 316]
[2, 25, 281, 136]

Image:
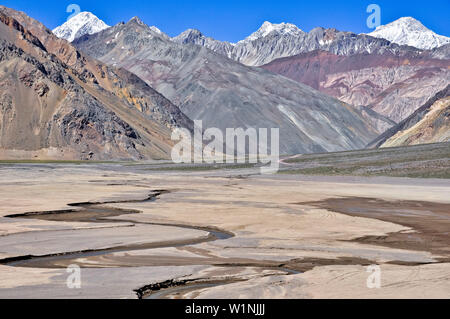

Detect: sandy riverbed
[0, 163, 449, 299]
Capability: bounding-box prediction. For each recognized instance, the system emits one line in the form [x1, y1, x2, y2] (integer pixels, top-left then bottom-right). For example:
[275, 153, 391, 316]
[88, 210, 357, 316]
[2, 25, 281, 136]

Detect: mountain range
[73, 17, 385, 154]
[60, 14, 450, 126]
[54, 13, 449, 64]
[173, 17, 449, 65]
[0, 7, 448, 160]
[174, 22, 425, 67]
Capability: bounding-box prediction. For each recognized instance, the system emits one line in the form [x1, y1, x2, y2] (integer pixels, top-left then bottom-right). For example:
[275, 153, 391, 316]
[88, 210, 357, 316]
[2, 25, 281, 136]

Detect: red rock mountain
[262, 50, 450, 124]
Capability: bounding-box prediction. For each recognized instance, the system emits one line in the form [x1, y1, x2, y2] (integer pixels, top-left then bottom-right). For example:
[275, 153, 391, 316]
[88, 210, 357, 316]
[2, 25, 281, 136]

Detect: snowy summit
[367, 17, 450, 50]
[53, 12, 110, 42]
[241, 21, 304, 42]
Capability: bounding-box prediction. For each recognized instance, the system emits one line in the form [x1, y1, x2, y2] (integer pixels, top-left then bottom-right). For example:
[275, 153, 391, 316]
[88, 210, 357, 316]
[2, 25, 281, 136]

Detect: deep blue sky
[2, 0, 449, 42]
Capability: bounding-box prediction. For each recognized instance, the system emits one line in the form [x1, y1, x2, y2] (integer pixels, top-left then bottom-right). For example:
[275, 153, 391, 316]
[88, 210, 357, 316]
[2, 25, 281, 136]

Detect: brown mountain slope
[381, 97, 449, 147]
[0, 6, 192, 160]
[262, 50, 450, 123]
[368, 85, 450, 148]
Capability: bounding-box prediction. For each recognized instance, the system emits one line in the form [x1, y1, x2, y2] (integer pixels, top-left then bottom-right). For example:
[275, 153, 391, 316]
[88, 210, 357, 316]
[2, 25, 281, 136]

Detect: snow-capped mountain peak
[242, 21, 304, 42]
[149, 26, 170, 39]
[53, 12, 110, 42]
[367, 17, 450, 50]
[149, 26, 163, 35]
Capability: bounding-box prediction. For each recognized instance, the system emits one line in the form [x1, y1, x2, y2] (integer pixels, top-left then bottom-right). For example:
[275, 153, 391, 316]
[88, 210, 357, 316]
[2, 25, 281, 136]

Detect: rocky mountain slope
[261, 50, 450, 123]
[431, 43, 450, 59]
[352, 105, 397, 135]
[369, 85, 450, 148]
[53, 12, 110, 42]
[74, 18, 385, 155]
[173, 21, 425, 66]
[173, 28, 234, 59]
[367, 17, 450, 50]
[0, 6, 192, 160]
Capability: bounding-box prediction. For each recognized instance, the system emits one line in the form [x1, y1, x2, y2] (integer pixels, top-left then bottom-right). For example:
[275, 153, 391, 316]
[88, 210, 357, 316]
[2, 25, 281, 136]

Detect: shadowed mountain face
[369, 85, 450, 148]
[261, 50, 450, 123]
[74, 18, 386, 155]
[0, 6, 192, 160]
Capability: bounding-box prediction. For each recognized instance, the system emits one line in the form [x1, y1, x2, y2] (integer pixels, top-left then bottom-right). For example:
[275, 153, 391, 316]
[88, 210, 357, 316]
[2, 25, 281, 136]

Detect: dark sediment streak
[0, 190, 234, 268]
[297, 197, 450, 258]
